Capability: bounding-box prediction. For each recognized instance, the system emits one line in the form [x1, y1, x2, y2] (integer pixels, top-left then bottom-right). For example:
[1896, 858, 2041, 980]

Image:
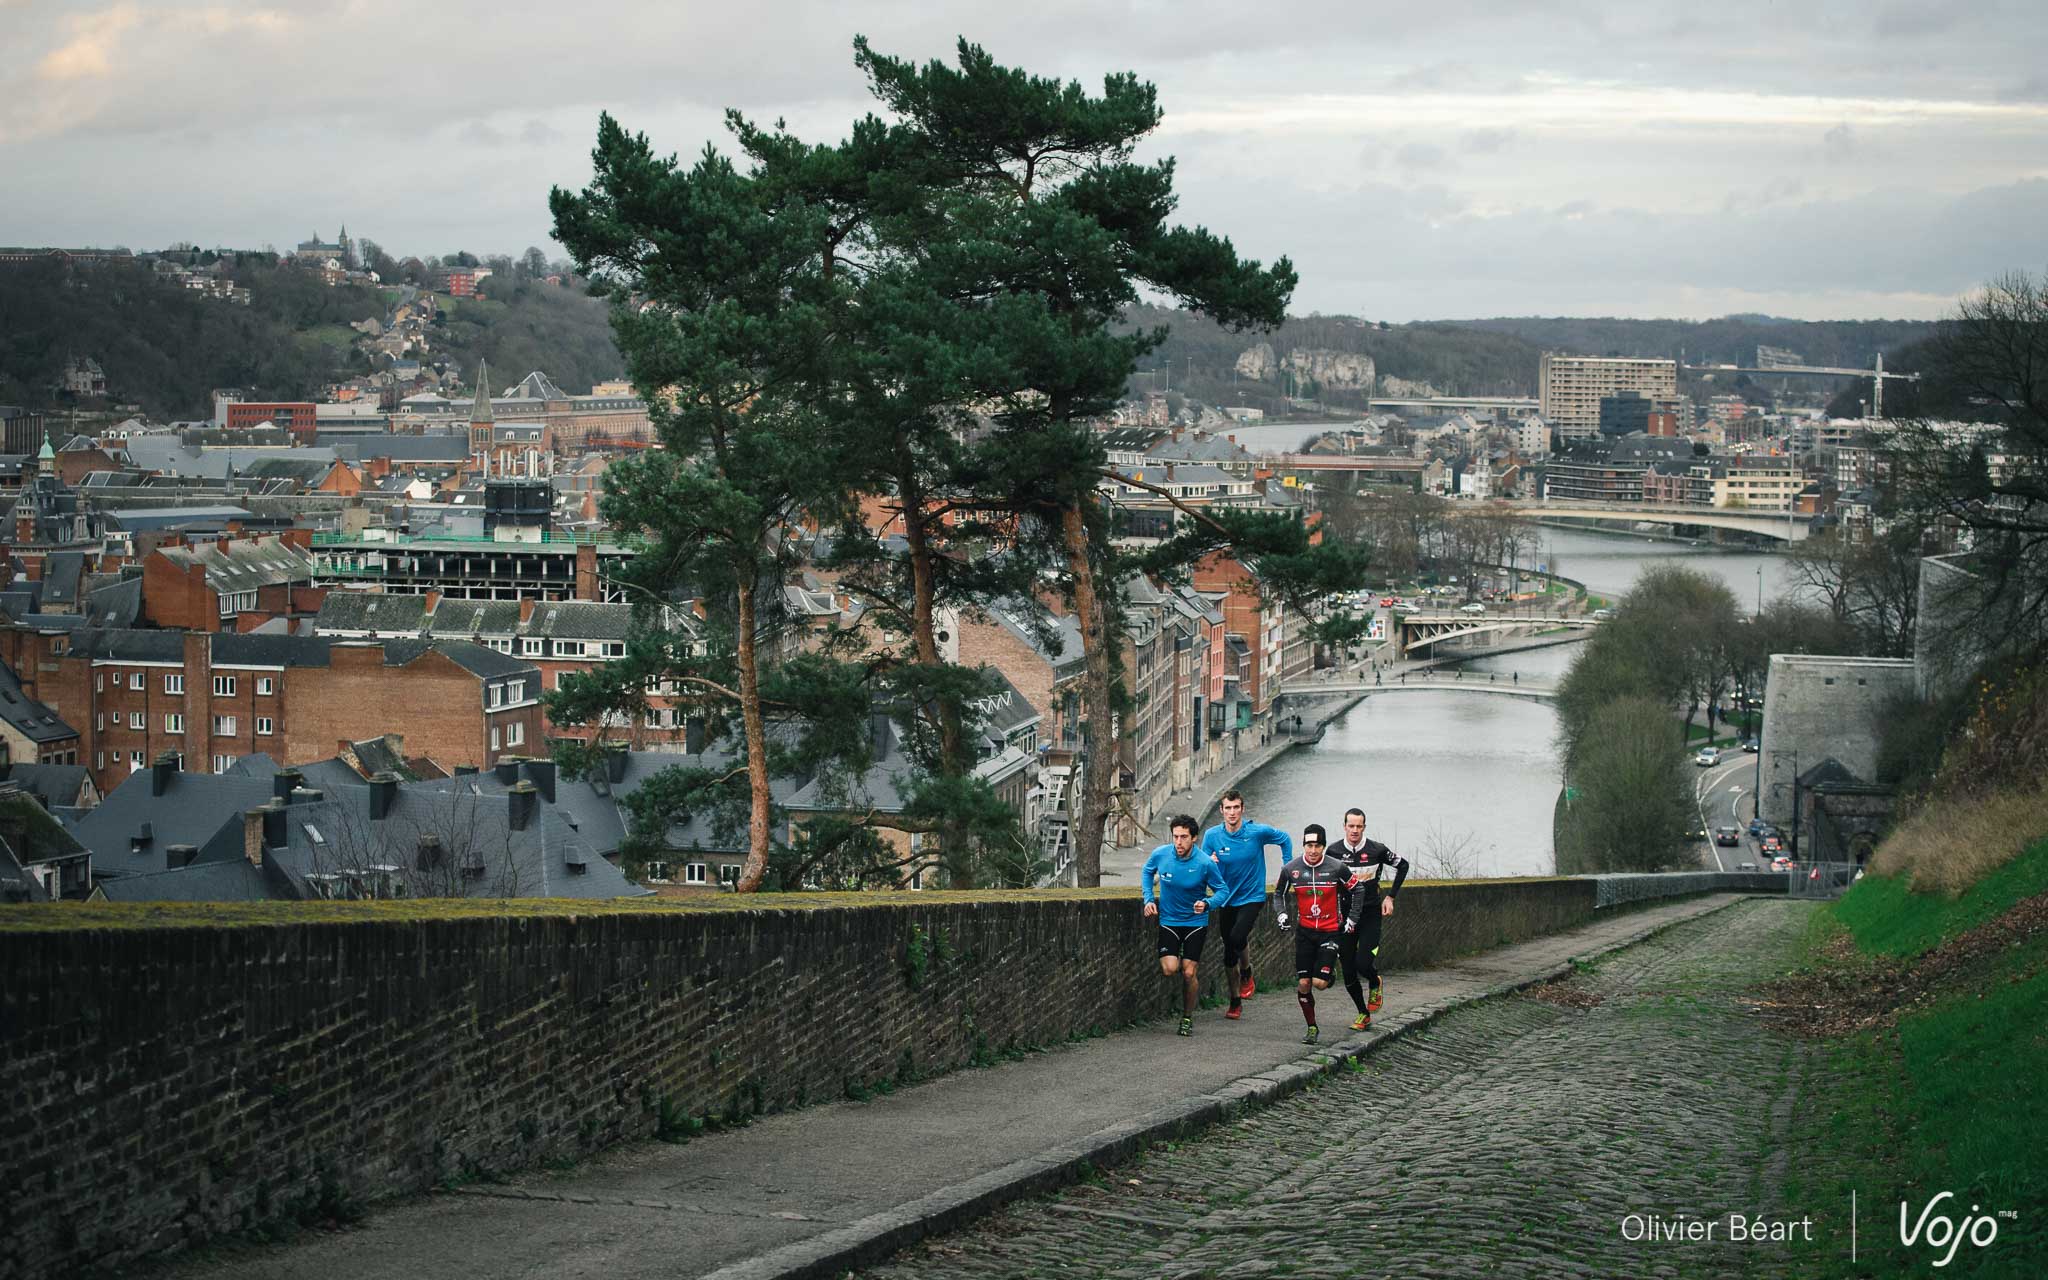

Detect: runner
[1272, 823, 1365, 1044]
[1141, 814, 1226, 1038]
[1330, 807, 1410, 1030]
[1201, 791, 1293, 1020]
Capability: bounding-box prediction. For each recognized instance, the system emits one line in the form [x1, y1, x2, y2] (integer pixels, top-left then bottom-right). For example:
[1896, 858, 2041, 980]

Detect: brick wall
[286, 647, 483, 771]
[0, 876, 1765, 1276]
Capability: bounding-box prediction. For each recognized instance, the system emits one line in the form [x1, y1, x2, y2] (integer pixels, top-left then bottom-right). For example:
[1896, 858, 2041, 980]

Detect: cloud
[1394, 141, 1453, 173]
[1822, 123, 1856, 162]
[1461, 127, 1518, 154]
[36, 4, 140, 82]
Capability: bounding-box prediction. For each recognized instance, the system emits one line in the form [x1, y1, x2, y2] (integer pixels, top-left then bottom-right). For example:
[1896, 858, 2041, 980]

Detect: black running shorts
[1157, 923, 1209, 961]
[1294, 929, 1339, 982]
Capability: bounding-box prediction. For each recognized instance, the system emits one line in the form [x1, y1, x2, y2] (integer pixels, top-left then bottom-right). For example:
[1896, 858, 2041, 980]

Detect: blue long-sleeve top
[1141, 844, 1226, 926]
[1200, 821, 1292, 907]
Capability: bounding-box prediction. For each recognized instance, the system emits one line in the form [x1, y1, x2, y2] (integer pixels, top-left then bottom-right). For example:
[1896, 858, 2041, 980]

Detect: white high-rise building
[1539, 354, 1679, 441]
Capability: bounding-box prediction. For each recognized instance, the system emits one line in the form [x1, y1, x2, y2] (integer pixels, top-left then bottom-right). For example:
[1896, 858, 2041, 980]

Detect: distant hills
[0, 256, 625, 420]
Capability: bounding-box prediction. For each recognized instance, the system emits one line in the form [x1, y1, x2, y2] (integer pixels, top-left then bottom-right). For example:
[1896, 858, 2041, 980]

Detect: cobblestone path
[864, 900, 1848, 1280]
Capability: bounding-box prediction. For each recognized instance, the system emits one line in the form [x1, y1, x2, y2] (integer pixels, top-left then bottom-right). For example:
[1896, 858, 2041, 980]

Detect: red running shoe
[1224, 1005, 1242, 1020]
[1237, 971, 1256, 1000]
[1367, 984, 1384, 1013]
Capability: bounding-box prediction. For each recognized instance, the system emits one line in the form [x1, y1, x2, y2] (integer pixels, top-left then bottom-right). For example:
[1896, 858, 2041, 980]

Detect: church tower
[469, 359, 495, 477]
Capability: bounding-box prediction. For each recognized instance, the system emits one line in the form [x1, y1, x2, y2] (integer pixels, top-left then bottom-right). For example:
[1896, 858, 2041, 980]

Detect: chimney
[151, 751, 180, 797]
[493, 757, 520, 786]
[605, 745, 629, 783]
[369, 772, 399, 820]
[507, 780, 538, 832]
[521, 758, 556, 803]
[453, 765, 479, 776]
[518, 598, 536, 624]
[242, 808, 267, 865]
[415, 833, 443, 871]
[871, 711, 892, 762]
[272, 766, 304, 802]
[684, 717, 706, 755]
[289, 787, 323, 806]
[260, 801, 288, 857]
[165, 843, 198, 870]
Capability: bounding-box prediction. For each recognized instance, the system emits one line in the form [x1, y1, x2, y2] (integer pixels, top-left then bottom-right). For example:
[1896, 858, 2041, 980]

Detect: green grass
[1832, 838, 2048, 957]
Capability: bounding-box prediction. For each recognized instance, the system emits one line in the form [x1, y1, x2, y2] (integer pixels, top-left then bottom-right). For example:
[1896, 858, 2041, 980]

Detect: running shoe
[1302, 1025, 1320, 1045]
[1350, 1011, 1372, 1031]
[1238, 970, 1256, 1000]
[1224, 1004, 1242, 1020]
[1367, 985, 1384, 1014]
[1178, 1015, 1193, 1037]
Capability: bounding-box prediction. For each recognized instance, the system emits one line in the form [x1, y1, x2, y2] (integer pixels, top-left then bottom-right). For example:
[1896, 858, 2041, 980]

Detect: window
[557, 640, 584, 658]
[256, 677, 273, 696]
[212, 754, 234, 773]
[128, 711, 144, 730]
[718, 864, 742, 886]
[256, 717, 273, 737]
[96, 752, 104, 770]
[508, 679, 525, 703]
[488, 684, 502, 708]
[605, 642, 626, 658]
[165, 713, 184, 734]
[685, 863, 707, 885]
[165, 674, 184, 695]
[521, 638, 542, 656]
[212, 715, 236, 736]
[506, 721, 524, 747]
[129, 672, 144, 690]
[129, 751, 143, 767]
[96, 713, 104, 732]
[95, 673, 104, 693]
[489, 726, 501, 751]
[212, 675, 236, 697]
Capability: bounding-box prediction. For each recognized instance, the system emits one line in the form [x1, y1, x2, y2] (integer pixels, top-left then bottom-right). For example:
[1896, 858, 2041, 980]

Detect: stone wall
[1758, 654, 1918, 826]
[0, 875, 1766, 1277]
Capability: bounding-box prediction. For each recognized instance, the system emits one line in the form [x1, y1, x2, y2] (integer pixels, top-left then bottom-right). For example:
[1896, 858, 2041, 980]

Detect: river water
[1225, 527, 1804, 878]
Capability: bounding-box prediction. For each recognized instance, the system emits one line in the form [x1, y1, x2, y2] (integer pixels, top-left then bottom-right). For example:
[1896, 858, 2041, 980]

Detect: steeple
[37, 425, 56, 476]
[470, 359, 494, 424]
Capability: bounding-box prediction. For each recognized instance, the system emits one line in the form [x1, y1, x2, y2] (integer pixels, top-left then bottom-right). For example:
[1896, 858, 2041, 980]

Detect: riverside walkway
[171, 894, 1799, 1280]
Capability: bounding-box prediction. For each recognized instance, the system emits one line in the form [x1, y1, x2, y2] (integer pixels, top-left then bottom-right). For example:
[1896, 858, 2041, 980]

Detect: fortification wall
[0, 874, 1771, 1277]
[1759, 655, 1917, 825]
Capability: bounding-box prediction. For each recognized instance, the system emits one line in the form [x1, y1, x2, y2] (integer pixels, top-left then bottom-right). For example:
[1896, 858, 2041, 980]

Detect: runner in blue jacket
[1200, 790, 1293, 1019]
[1142, 814, 1226, 1037]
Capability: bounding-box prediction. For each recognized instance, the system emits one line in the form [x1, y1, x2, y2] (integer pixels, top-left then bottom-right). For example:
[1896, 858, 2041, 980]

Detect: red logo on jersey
[1294, 885, 1340, 931]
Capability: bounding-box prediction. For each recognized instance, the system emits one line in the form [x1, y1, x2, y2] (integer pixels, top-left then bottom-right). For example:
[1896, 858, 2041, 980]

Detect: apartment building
[1539, 355, 1679, 441]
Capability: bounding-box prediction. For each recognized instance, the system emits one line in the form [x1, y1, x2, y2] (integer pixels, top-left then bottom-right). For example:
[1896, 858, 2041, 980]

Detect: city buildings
[1539, 355, 1679, 441]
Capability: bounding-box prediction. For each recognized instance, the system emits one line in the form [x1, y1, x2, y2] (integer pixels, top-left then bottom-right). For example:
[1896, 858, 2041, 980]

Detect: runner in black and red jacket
[1331, 807, 1409, 1030]
[1271, 824, 1365, 1045]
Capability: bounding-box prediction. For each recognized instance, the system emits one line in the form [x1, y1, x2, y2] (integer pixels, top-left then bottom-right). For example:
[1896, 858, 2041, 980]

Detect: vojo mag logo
[1898, 1192, 2014, 1268]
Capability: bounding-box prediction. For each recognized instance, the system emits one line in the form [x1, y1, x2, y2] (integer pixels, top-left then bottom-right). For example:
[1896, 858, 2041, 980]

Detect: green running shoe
[1303, 1024, 1320, 1045]
[1178, 1015, 1193, 1037]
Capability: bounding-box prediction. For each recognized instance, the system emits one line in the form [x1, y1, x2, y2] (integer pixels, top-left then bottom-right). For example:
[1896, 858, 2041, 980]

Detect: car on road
[1393, 603, 1421, 616]
[1590, 607, 1616, 620]
[1378, 596, 1396, 607]
[1770, 855, 1794, 871]
[1458, 602, 1487, 614]
[1761, 834, 1785, 854]
[1714, 826, 1741, 846]
[1748, 817, 1774, 840]
[1695, 747, 1722, 767]
[1737, 861, 1758, 871]
[1741, 738, 1760, 753]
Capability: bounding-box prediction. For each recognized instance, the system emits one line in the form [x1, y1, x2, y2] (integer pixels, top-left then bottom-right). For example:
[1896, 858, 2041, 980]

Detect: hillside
[1125, 304, 1942, 413]
[0, 257, 626, 420]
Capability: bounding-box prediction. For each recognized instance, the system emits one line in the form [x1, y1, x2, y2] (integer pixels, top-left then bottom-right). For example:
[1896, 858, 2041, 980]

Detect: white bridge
[1392, 610, 1602, 656]
[1280, 671, 1558, 702]
[1497, 501, 1813, 542]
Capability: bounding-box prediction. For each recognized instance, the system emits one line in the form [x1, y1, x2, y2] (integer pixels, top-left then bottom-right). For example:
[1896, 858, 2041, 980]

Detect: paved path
[170, 895, 1765, 1280]
[864, 899, 1837, 1280]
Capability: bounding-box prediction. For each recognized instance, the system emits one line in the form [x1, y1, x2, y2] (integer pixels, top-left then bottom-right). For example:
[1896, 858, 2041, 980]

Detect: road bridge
[1394, 609, 1601, 656]
[1280, 671, 1557, 703]
[1498, 500, 1813, 542]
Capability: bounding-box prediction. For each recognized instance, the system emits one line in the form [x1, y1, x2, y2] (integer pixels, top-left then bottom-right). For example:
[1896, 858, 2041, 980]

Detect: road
[1694, 748, 1766, 872]
[862, 900, 1841, 1280]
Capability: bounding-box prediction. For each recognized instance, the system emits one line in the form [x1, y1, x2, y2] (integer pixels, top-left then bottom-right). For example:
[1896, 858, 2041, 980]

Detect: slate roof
[329, 434, 470, 463]
[0, 660, 77, 744]
[0, 762, 91, 809]
[102, 506, 254, 533]
[238, 457, 336, 486]
[92, 859, 274, 902]
[522, 601, 635, 641]
[70, 764, 276, 879]
[383, 638, 535, 680]
[155, 537, 314, 592]
[66, 628, 187, 663]
[426, 600, 522, 639]
[40, 551, 85, 606]
[83, 576, 143, 628]
[315, 592, 431, 634]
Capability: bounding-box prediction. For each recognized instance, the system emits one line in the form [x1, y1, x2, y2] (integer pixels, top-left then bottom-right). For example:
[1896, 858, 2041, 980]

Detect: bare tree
[294, 790, 528, 899]
[1411, 821, 1483, 880]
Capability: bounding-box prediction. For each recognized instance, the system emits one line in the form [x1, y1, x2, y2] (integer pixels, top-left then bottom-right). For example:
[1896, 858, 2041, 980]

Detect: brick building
[1, 625, 541, 795]
[141, 536, 322, 632]
[223, 402, 319, 437]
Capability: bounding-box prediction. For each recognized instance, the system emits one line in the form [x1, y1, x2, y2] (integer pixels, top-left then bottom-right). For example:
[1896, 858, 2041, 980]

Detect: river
[1220, 527, 1802, 879]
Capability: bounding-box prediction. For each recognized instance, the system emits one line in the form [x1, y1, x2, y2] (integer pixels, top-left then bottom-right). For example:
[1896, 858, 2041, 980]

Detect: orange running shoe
[1224, 1005, 1242, 1020]
[1367, 984, 1384, 1013]
[1238, 970, 1256, 1000]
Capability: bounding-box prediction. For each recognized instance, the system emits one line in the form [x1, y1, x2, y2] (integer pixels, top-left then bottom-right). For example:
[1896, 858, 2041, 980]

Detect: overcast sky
[5, 1, 2046, 321]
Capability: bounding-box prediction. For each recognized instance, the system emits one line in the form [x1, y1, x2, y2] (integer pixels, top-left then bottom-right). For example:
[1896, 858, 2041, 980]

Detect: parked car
[1458, 602, 1487, 614]
[1714, 826, 1741, 846]
[1695, 747, 1722, 767]
[1590, 607, 1616, 620]
[1741, 738, 1760, 753]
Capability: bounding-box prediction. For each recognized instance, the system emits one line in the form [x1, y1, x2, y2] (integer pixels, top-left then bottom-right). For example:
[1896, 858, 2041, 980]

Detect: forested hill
[0, 257, 624, 420]
[1125, 303, 1941, 413]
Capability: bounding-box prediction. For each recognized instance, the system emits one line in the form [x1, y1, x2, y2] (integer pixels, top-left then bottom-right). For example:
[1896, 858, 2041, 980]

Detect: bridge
[1281, 670, 1558, 702]
[1393, 609, 1601, 655]
[1497, 500, 1814, 542]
